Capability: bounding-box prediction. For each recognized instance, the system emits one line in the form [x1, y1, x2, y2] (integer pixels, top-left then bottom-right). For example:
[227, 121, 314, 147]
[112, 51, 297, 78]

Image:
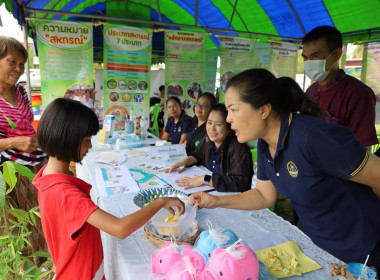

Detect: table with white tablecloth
[76, 140, 345, 280]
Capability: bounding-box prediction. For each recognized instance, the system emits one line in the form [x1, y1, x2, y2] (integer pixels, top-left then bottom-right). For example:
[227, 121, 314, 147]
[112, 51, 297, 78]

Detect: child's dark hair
[208, 103, 231, 130]
[190, 92, 217, 130]
[38, 98, 99, 163]
[302, 25, 342, 53]
[226, 68, 322, 118]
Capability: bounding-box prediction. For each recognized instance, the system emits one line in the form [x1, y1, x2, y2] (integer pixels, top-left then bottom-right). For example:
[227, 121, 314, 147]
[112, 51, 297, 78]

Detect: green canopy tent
[2, 0, 380, 53]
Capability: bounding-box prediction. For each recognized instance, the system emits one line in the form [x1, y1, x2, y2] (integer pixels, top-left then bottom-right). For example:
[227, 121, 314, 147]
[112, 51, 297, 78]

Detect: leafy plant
[0, 161, 53, 279]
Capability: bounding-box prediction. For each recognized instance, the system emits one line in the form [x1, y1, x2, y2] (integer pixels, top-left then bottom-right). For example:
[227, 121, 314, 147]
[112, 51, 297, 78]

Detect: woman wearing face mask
[185, 92, 217, 155]
[189, 69, 380, 271]
[167, 103, 253, 192]
[161, 96, 192, 144]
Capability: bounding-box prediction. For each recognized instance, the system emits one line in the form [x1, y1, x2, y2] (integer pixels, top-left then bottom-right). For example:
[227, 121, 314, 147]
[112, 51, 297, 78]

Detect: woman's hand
[12, 136, 38, 153]
[176, 175, 204, 189]
[160, 197, 185, 215]
[189, 191, 218, 210]
[166, 161, 186, 173]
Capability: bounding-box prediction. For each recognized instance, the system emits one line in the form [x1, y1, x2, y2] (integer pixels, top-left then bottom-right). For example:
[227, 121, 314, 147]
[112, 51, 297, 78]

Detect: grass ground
[272, 194, 296, 225]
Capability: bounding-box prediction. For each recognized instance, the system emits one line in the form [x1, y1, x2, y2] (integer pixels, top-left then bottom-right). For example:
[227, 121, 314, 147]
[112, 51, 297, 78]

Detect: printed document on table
[157, 166, 215, 195]
[95, 165, 140, 197]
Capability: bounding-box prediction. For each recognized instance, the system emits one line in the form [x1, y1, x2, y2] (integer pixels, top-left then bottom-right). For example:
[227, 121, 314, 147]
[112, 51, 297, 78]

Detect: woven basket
[144, 222, 200, 247]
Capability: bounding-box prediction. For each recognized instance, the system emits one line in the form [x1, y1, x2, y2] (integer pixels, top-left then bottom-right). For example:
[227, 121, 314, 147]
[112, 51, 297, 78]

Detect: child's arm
[86, 197, 185, 239]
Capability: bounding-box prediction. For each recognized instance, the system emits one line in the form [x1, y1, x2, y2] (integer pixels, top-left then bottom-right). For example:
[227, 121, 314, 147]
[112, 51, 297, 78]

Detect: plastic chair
[251, 148, 257, 163]
[371, 134, 380, 154]
[149, 103, 162, 137]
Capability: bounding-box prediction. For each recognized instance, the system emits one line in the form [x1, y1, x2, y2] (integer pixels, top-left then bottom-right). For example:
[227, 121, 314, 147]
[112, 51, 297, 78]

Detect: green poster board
[36, 20, 93, 109]
[362, 42, 380, 125]
[103, 24, 152, 130]
[219, 36, 255, 103]
[269, 42, 298, 79]
[205, 49, 219, 93]
[165, 30, 206, 116]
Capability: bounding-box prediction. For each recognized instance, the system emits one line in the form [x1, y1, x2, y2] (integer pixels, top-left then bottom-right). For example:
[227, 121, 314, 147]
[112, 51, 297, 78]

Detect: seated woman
[186, 92, 217, 155]
[0, 36, 45, 166]
[167, 104, 253, 192]
[161, 96, 192, 144]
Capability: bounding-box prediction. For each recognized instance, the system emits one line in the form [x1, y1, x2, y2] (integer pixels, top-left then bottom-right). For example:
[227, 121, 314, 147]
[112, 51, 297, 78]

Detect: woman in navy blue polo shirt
[185, 92, 217, 155]
[189, 69, 380, 270]
[161, 96, 192, 144]
[167, 104, 253, 192]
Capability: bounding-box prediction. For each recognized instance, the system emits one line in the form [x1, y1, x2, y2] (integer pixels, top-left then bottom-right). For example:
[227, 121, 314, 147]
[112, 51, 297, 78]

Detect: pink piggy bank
[151, 241, 193, 274]
[163, 255, 200, 280]
[201, 244, 259, 280]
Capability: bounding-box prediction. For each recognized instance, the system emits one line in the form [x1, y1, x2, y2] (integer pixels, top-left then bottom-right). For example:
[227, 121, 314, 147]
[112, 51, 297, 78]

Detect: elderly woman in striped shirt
[0, 36, 45, 166]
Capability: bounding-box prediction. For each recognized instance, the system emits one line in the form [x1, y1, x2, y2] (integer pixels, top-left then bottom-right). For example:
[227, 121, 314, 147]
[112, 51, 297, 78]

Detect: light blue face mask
[303, 50, 336, 82]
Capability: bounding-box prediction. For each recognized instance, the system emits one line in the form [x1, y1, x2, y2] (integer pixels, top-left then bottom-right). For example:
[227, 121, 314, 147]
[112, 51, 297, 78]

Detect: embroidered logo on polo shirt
[287, 161, 298, 178]
[195, 140, 200, 147]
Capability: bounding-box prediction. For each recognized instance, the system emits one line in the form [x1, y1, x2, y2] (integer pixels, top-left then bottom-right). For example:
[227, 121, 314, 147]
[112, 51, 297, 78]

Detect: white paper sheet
[156, 166, 215, 195]
[94, 151, 126, 165]
[124, 147, 149, 158]
[95, 166, 140, 197]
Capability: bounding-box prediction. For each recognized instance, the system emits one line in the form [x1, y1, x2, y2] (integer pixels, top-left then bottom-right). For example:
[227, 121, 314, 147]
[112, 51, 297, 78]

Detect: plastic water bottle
[140, 117, 147, 140]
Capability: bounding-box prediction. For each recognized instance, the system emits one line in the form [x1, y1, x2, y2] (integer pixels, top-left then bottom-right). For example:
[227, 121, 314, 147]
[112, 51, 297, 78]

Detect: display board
[219, 36, 255, 103]
[103, 24, 152, 130]
[36, 20, 93, 108]
[165, 30, 206, 116]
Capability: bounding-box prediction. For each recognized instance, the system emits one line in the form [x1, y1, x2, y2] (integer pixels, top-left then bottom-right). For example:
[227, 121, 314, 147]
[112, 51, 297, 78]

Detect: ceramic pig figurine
[201, 244, 259, 280]
[163, 255, 200, 280]
[151, 241, 193, 274]
[190, 228, 238, 271]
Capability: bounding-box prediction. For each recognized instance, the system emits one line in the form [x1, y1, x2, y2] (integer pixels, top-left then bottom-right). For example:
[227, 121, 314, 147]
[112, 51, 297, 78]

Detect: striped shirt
[0, 84, 45, 166]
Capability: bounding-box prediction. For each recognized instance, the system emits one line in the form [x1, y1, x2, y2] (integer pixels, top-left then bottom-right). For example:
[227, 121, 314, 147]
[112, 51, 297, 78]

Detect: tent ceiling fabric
[7, 0, 380, 50]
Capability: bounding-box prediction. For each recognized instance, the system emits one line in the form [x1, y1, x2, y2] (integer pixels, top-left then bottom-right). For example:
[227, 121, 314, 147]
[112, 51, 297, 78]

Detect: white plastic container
[103, 115, 116, 137]
[151, 201, 196, 237]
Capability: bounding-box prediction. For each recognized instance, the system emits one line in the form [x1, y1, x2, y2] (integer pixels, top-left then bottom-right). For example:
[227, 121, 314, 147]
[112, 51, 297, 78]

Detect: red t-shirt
[306, 70, 378, 147]
[33, 166, 105, 280]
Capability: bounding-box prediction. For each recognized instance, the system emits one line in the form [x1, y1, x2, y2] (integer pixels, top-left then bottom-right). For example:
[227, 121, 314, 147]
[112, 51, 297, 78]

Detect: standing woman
[0, 36, 45, 166]
[185, 92, 217, 155]
[167, 104, 253, 192]
[189, 69, 380, 270]
[161, 96, 192, 144]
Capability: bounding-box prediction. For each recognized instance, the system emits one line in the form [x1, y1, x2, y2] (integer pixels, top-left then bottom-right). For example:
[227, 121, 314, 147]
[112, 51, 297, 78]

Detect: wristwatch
[204, 175, 211, 184]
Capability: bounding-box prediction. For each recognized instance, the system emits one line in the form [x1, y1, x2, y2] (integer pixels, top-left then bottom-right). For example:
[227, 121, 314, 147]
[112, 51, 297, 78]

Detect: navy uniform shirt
[257, 112, 380, 260]
[207, 145, 222, 175]
[165, 112, 192, 144]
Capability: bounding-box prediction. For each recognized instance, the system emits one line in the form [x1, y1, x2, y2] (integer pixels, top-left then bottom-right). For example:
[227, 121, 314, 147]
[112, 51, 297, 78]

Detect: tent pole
[25, 8, 301, 42]
[23, 22, 32, 102]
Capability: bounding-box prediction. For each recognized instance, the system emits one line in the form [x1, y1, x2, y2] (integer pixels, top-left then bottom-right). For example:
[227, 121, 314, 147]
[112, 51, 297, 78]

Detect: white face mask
[303, 50, 336, 82]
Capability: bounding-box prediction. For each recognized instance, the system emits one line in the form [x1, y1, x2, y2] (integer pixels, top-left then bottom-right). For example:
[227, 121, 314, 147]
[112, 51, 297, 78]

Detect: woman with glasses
[167, 103, 253, 193]
[185, 93, 217, 155]
[161, 96, 192, 144]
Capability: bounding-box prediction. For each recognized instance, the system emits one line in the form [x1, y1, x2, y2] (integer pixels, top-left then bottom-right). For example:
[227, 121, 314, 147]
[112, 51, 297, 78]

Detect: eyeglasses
[195, 103, 210, 110]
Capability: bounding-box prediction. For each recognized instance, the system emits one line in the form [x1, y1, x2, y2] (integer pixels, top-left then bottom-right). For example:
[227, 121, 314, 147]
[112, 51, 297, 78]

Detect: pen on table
[164, 166, 185, 173]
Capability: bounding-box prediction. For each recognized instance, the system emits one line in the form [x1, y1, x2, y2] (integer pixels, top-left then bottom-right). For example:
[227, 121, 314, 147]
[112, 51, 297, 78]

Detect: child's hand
[160, 197, 185, 215]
